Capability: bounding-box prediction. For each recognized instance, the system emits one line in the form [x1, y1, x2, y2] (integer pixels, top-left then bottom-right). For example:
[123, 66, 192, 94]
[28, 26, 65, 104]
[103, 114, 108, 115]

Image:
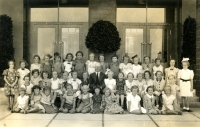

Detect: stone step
[180, 102, 200, 108]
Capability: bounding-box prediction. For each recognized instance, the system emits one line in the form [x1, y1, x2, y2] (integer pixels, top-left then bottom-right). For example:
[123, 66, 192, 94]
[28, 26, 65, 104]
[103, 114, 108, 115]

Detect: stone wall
[0, 0, 24, 69]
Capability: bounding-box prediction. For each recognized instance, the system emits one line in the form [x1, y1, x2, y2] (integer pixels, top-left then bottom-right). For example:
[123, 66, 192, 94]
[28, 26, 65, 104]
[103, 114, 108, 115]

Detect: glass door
[31, 25, 59, 60]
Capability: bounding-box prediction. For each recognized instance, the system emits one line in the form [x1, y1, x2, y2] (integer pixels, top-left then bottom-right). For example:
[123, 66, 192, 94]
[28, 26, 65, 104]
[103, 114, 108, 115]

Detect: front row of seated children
[13, 82, 181, 115]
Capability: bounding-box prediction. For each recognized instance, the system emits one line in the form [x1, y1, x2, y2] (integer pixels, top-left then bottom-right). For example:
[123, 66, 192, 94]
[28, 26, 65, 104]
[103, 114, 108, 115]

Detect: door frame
[117, 22, 170, 63]
[29, 22, 88, 63]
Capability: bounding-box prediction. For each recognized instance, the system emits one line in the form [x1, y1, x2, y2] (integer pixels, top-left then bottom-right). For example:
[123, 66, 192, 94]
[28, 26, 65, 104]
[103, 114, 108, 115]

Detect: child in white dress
[51, 71, 62, 109]
[165, 59, 179, 84]
[67, 71, 82, 96]
[119, 55, 132, 79]
[30, 55, 41, 75]
[153, 58, 163, 80]
[135, 73, 145, 96]
[125, 72, 136, 95]
[63, 53, 74, 74]
[141, 71, 154, 97]
[104, 71, 116, 95]
[17, 60, 30, 87]
[132, 55, 142, 79]
[21, 75, 33, 98]
[86, 53, 97, 75]
[161, 86, 182, 115]
[178, 58, 194, 112]
[127, 86, 143, 114]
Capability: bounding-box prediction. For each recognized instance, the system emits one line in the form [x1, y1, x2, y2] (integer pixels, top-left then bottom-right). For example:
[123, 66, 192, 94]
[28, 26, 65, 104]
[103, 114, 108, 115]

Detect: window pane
[38, 28, 55, 57]
[62, 28, 79, 56]
[125, 28, 143, 58]
[150, 29, 163, 59]
[59, 8, 88, 22]
[31, 8, 58, 22]
[117, 8, 146, 22]
[147, 8, 165, 23]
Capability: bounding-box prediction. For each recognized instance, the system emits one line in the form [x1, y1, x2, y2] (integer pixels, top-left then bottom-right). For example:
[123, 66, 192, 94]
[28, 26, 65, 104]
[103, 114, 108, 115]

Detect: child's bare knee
[63, 109, 68, 113]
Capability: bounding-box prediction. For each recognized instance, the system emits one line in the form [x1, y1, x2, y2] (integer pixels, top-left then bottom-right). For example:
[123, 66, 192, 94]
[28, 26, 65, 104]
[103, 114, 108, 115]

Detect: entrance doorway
[29, 7, 89, 62]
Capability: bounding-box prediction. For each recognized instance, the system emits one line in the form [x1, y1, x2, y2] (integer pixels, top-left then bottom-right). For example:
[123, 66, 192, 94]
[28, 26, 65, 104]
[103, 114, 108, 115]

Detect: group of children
[2, 51, 194, 115]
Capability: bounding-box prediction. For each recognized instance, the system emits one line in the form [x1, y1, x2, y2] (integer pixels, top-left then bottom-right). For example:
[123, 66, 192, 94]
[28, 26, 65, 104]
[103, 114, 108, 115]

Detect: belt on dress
[180, 78, 190, 82]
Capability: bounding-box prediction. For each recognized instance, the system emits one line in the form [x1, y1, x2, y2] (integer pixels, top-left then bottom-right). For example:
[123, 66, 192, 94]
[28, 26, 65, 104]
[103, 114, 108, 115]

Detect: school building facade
[0, 0, 200, 95]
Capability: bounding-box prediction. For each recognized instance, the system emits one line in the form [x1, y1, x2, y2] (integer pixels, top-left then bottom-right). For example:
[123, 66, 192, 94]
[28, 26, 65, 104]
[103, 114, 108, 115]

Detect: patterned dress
[3, 69, 19, 96]
[116, 79, 125, 95]
[92, 94, 103, 114]
[103, 95, 123, 114]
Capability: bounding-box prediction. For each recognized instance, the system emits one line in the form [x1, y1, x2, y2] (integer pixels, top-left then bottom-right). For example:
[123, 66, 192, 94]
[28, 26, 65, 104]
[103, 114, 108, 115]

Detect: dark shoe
[178, 112, 182, 115]
[187, 109, 193, 112]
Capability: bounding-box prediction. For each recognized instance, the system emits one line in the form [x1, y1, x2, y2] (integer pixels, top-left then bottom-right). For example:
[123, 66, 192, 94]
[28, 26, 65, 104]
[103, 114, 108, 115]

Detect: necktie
[96, 72, 100, 85]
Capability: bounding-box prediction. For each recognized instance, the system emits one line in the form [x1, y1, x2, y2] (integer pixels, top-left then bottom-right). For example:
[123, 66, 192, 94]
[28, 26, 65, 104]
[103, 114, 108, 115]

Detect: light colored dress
[142, 79, 154, 94]
[104, 79, 116, 91]
[30, 63, 41, 72]
[17, 95, 29, 109]
[63, 61, 73, 73]
[31, 76, 42, 86]
[51, 78, 62, 94]
[86, 60, 97, 75]
[165, 67, 179, 83]
[127, 94, 141, 112]
[132, 64, 142, 79]
[103, 95, 123, 114]
[21, 83, 34, 95]
[162, 94, 176, 111]
[17, 68, 30, 86]
[135, 80, 145, 95]
[153, 65, 163, 78]
[125, 80, 136, 95]
[68, 78, 82, 96]
[119, 63, 132, 78]
[178, 69, 194, 97]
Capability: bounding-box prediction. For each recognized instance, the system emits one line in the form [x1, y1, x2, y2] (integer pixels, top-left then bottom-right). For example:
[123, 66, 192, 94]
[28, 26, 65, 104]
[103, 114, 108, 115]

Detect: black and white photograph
[0, 0, 200, 127]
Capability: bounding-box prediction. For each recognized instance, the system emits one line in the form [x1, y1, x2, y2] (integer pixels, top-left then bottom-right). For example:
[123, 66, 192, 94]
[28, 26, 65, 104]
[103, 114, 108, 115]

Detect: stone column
[196, 0, 200, 95]
[89, 0, 116, 27]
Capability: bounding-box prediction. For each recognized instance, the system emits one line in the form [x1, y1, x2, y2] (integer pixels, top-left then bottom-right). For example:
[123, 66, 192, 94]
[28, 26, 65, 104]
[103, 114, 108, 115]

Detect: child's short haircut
[111, 54, 118, 59]
[32, 69, 40, 75]
[155, 58, 162, 63]
[107, 70, 114, 75]
[76, 51, 84, 57]
[155, 71, 163, 77]
[146, 86, 154, 92]
[103, 87, 111, 94]
[136, 73, 143, 78]
[71, 71, 78, 75]
[63, 71, 69, 75]
[43, 54, 52, 59]
[23, 74, 30, 80]
[144, 70, 151, 78]
[7, 60, 15, 66]
[123, 55, 130, 60]
[43, 86, 51, 92]
[168, 74, 176, 79]
[143, 55, 150, 61]
[164, 85, 171, 92]
[82, 71, 89, 76]
[131, 85, 139, 93]
[65, 53, 74, 60]
[98, 53, 105, 60]
[132, 55, 139, 60]
[33, 55, 41, 61]
[54, 55, 61, 60]
[118, 72, 124, 77]
[32, 85, 41, 92]
[41, 71, 49, 79]
[64, 82, 73, 89]
[127, 72, 134, 78]
[19, 60, 28, 66]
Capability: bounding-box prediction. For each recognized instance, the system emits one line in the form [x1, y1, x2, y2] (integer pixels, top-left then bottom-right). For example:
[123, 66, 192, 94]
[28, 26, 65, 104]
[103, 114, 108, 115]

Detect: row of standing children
[3, 50, 193, 114]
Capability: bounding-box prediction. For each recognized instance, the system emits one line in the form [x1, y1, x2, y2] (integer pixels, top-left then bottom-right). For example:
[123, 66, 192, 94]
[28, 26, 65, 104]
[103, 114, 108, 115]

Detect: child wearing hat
[178, 58, 194, 112]
[76, 85, 93, 113]
[13, 87, 29, 113]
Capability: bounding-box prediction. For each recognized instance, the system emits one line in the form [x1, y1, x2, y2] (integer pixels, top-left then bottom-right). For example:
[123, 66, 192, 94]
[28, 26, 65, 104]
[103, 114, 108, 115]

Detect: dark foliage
[85, 20, 121, 53]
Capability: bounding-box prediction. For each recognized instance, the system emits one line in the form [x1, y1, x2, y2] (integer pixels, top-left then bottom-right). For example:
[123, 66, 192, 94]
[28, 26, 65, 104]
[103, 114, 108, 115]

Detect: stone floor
[0, 104, 200, 127]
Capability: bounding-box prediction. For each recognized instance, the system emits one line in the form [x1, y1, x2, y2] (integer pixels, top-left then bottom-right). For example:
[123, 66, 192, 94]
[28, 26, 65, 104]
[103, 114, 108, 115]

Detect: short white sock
[186, 108, 189, 110]
[183, 107, 186, 109]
